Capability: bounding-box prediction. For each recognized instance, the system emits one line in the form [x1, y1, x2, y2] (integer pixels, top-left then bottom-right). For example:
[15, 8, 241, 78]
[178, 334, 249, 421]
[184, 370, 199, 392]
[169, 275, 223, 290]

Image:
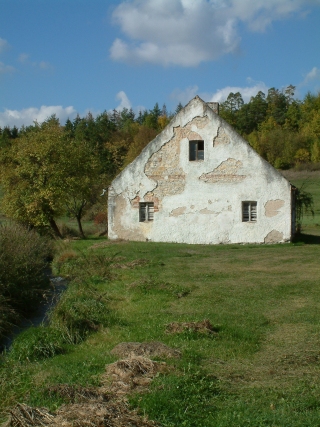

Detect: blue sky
[1, 0, 320, 128]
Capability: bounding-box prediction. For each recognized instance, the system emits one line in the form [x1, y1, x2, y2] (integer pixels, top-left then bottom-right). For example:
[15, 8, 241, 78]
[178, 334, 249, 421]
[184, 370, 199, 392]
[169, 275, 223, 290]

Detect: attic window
[139, 202, 154, 222]
[189, 140, 204, 161]
[242, 201, 257, 222]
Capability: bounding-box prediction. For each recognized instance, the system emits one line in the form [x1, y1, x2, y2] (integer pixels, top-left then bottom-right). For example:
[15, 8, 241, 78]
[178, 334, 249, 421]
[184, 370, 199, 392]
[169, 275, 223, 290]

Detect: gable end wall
[108, 97, 292, 244]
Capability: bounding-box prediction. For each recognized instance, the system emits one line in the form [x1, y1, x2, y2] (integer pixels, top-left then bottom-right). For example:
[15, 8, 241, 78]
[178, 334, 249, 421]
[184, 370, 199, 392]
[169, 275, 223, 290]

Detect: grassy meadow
[1, 170, 320, 426]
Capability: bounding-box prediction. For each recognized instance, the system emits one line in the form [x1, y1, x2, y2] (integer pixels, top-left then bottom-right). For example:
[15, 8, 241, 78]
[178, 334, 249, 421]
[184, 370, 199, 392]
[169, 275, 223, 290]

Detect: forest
[0, 85, 319, 237]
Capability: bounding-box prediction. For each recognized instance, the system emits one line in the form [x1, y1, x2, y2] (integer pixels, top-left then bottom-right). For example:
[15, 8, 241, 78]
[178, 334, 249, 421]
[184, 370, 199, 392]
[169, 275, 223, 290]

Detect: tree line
[0, 87, 319, 237]
[219, 85, 320, 169]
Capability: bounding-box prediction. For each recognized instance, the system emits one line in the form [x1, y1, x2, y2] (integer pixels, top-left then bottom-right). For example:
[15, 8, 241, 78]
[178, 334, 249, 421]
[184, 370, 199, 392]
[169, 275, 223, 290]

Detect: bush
[0, 223, 52, 341]
[9, 326, 66, 361]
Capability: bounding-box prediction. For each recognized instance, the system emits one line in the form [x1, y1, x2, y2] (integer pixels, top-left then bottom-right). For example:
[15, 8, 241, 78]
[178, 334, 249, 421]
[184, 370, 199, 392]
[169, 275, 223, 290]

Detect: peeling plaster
[265, 199, 285, 217]
[213, 126, 230, 146]
[170, 206, 186, 217]
[199, 208, 216, 215]
[199, 158, 246, 183]
[264, 229, 284, 243]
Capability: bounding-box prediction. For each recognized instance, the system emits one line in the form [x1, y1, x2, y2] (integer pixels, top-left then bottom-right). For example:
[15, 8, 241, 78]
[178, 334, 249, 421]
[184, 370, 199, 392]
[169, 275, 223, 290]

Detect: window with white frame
[242, 201, 257, 222]
[189, 140, 204, 161]
[139, 202, 154, 222]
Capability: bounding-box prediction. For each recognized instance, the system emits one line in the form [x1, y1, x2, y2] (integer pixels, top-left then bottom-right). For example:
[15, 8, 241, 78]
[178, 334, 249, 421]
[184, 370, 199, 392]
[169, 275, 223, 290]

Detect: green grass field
[1, 237, 320, 426]
[1, 170, 320, 426]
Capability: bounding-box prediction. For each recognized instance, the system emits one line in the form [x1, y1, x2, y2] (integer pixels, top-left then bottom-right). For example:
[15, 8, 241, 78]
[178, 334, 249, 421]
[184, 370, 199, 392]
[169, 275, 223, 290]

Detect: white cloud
[0, 105, 77, 128]
[108, 91, 145, 115]
[301, 66, 320, 85]
[208, 81, 269, 103]
[115, 90, 132, 110]
[0, 61, 15, 75]
[110, 0, 317, 67]
[170, 80, 269, 106]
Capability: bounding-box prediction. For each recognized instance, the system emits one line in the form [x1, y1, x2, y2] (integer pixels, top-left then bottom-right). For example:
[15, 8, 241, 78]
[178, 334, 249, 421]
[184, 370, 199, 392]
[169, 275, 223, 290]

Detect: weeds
[52, 248, 116, 282]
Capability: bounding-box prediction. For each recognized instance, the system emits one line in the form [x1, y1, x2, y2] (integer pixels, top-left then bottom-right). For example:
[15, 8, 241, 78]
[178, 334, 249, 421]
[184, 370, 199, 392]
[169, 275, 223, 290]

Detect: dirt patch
[166, 319, 218, 335]
[111, 341, 181, 359]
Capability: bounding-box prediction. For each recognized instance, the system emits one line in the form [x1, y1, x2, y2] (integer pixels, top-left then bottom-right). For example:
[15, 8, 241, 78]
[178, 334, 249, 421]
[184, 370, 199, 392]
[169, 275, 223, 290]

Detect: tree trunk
[49, 217, 63, 239]
[76, 214, 85, 239]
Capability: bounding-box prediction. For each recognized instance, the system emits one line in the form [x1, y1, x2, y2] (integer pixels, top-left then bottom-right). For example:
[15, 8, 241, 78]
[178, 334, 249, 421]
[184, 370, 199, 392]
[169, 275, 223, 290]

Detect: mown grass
[1, 236, 320, 426]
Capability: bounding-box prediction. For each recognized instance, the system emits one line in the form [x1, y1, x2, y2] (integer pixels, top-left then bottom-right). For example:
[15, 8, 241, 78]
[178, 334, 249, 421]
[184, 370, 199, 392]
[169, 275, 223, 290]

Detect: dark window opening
[139, 202, 154, 222]
[189, 140, 204, 161]
[242, 201, 257, 222]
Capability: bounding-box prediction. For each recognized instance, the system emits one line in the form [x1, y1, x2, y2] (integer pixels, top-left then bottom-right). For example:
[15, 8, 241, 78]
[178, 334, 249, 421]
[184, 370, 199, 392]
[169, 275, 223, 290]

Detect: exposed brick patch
[213, 127, 230, 146]
[199, 158, 246, 183]
[144, 116, 210, 198]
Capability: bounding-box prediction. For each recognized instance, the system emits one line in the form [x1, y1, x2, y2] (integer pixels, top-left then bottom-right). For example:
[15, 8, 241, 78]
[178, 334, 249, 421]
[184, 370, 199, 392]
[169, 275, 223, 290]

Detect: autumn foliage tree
[0, 117, 65, 237]
[0, 116, 101, 238]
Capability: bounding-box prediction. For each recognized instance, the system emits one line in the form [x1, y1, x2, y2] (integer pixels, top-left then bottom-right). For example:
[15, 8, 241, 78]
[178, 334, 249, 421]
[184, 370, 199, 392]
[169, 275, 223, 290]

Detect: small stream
[0, 274, 67, 352]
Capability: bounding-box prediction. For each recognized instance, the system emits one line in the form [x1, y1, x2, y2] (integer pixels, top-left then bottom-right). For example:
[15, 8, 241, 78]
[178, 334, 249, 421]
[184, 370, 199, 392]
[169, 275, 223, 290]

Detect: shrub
[0, 223, 52, 341]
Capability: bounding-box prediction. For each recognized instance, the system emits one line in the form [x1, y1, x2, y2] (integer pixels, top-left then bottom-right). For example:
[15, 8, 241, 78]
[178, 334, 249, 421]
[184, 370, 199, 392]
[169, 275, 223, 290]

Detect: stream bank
[0, 274, 67, 352]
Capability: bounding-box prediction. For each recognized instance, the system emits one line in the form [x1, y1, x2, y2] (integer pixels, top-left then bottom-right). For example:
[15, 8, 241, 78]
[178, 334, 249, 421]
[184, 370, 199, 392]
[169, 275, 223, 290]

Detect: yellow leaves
[158, 115, 170, 129]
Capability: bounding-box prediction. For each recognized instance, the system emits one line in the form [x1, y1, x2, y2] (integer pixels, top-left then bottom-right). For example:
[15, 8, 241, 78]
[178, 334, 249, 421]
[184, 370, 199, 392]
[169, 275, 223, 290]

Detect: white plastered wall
[108, 97, 292, 245]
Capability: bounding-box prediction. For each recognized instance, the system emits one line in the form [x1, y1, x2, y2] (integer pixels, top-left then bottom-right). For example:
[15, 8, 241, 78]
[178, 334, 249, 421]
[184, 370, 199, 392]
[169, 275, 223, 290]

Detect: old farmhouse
[108, 96, 295, 245]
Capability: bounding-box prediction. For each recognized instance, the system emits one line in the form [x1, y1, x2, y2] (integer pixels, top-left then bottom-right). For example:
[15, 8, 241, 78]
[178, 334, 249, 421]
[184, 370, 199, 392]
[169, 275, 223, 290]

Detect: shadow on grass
[293, 233, 320, 245]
